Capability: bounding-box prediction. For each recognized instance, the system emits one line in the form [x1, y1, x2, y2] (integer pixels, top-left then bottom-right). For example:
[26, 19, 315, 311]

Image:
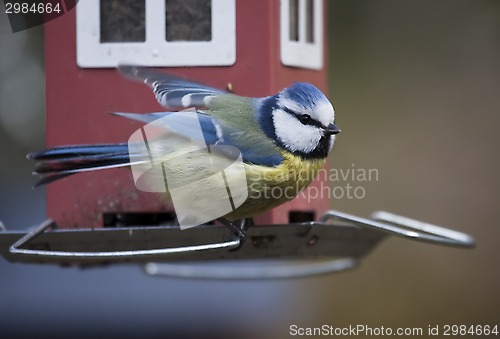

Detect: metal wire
[9, 219, 241, 259]
[144, 258, 357, 279]
[321, 210, 475, 248]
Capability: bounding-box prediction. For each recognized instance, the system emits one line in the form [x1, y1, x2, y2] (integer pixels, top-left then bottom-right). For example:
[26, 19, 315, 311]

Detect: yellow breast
[139, 141, 326, 221]
[226, 152, 326, 220]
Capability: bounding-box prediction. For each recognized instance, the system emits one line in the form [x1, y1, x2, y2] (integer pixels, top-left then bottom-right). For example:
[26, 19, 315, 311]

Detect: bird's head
[258, 82, 340, 159]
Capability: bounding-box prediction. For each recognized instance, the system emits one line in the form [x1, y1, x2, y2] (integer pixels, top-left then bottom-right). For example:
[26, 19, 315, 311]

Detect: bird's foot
[217, 218, 253, 250]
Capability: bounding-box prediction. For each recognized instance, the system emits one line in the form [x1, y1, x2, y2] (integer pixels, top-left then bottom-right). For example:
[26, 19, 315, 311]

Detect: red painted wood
[44, 0, 329, 228]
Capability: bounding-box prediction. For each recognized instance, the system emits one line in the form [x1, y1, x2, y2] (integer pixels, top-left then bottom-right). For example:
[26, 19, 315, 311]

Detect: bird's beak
[324, 123, 341, 136]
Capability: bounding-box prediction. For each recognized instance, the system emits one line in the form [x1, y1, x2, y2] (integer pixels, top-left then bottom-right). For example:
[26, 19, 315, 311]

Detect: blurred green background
[325, 0, 500, 329]
[1, 0, 499, 338]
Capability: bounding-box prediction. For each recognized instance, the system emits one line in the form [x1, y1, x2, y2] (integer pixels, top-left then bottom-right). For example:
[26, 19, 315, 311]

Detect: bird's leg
[217, 218, 253, 248]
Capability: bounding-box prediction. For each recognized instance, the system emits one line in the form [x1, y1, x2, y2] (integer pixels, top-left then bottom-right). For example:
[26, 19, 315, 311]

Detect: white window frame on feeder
[76, 0, 236, 68]
[280, 0, 323, 70]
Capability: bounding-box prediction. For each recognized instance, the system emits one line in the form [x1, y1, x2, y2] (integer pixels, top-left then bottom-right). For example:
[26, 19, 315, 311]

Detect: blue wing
[118, 65, 225, 109]
[117, 66, 283, 167]
[113, 112, 283, 167]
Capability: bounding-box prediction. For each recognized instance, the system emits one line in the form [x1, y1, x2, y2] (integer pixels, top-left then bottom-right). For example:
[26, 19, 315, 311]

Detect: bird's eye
[298, 114, 313, 125]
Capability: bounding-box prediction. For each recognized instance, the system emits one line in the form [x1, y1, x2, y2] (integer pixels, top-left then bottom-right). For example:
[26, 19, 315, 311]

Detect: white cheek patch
[273, 109, 322, 154]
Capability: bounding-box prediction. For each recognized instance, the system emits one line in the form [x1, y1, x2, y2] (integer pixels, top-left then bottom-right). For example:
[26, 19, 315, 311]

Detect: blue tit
[29, 66, 340, 228]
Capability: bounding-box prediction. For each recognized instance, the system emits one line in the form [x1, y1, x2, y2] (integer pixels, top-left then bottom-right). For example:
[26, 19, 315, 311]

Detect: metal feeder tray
[0, 210, 475, 279]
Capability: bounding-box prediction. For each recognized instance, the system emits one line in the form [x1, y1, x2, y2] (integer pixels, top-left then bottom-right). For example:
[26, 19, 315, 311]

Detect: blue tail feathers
[28, 143, 131, 186]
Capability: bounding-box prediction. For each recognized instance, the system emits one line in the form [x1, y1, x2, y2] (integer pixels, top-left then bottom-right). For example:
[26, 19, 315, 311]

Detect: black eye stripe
[282, 107, 325, 129]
